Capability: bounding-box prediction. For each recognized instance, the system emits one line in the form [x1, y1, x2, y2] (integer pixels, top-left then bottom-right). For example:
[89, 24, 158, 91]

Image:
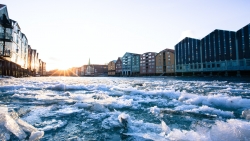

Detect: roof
[123, 52, 140, 56]
[157, 48, 175, 56]
[0, 5, 11, 27]
[0, 4, 6, 9]
[141, 52, 157, 55]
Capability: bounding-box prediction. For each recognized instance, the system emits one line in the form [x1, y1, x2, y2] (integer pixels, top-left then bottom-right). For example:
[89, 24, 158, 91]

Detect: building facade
[0, 4, 45, 77]
[156, 48, 175, 75]
[108, 60, 116, 76]
[131, 53, 140, 76]
[236, 24, 250, 74]
[122, 52, 140, 76]
[115, 57, 122, 76]
[39, 59, 42, 76]
[175, 24, 250, 76]
[42, 62, 46, 76]
[140, 52, 156, 75]
[175, 37, 201, 75]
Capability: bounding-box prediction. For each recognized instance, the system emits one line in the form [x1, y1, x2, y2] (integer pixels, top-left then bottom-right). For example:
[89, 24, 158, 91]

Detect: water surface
[0, 76, 250, 141]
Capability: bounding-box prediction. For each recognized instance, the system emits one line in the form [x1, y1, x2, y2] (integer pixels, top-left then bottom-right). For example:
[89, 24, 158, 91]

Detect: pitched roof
[0, 4, 6, 9]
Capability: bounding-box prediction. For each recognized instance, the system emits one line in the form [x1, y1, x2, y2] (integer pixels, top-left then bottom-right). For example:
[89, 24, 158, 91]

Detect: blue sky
[2, 0, 250, 70]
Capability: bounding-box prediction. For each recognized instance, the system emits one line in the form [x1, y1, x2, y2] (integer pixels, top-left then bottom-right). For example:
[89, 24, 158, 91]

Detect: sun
[57, 64, 69, 70]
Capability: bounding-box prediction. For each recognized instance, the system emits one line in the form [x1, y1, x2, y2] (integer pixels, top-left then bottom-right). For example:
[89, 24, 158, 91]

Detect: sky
[1, 0, 250, 70]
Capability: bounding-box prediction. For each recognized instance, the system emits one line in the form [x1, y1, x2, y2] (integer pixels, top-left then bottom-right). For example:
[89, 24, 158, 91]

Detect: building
[131, 53, 140, 76]
[0, 4, 45, 77]
[108, 60, 116, 76]
[201, 30, 238, 76]
[35, 52, 39, 75]
[93, 65, 108, 76]
[39, 59, 42, 76]
[156, 48, 175, 75]
[27, 45, 32, 75]
[236, 24, 250, 75]
[38, 59, 46, 76]
[79, 59, 108, 76]
[175, 38, 200, 75]
[115, 57, 122, 76]
[122, 52, 140, 76]
[42, 62, 46, 76]
[175, 24, 250, 76]
[0, 4, 30, 77]
[140, 52, 157, 75]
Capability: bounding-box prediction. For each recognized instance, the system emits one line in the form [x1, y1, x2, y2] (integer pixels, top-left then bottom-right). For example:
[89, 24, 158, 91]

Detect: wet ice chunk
[0, 106, 8, 114]
[39, 120, 67, 131]
[17, 119, 38, 133]
[0, 128, 10, 141]
[150, 106, 160, 115]
[101, 113, 121, 129]
[161, 120, 170, 134]
[118, 113, 131, 128]
[74, 102, 91, 108]
[55, 106, 82, 115]
[210, 119, 250, 141]
[90, 103, 109, 112]
[29, 131, 44, 141]
[242, 109, 250, 120]
[1, 113, 27, 140]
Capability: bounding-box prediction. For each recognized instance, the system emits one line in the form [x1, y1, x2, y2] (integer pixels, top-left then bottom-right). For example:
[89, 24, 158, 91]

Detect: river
[0, 76, 250, 141]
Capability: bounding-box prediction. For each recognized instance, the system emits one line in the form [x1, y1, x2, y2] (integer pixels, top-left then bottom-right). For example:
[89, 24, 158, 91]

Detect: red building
[140, 52, 157, 75]
[115, 57, 122, 76]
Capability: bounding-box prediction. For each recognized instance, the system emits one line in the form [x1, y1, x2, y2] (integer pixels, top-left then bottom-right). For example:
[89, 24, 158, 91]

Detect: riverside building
[175, 23, 250, 76]
[236, 24, 250, 75]
[122, 52, 140, 76]
[0, 4, 45, 77]
[156, 48, 175, 76]
[140, 52, 157, 75]
[108, 60, 116, 76]
[115, 57, 122, 76]
[175, 37, 201, 76]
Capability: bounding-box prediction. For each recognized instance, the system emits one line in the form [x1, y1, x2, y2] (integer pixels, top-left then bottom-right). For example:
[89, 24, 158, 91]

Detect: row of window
[140, 59, 155, 63]
[141, 55, 155, 60]
[156, 69, 174, 72]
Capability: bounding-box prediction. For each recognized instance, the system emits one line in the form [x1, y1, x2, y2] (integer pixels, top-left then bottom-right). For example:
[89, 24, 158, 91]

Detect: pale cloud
[178, 30, 196, 41]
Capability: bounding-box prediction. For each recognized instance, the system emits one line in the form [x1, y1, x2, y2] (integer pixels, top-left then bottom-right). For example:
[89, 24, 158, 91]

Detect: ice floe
[1, 77, 250, 140]
[0, 106, 43, 140]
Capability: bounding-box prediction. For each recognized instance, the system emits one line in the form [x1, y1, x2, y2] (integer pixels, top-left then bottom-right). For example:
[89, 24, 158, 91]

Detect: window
[223, 31, 226, 55]
[213, 34, 216, 59]
[242, 29, 245, 54]
[218, 31, 221, 56]
[229, 32, 232, 59]
[249, 25, 250, 49]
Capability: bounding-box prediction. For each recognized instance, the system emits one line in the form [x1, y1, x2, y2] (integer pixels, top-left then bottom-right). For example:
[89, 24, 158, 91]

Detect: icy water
[1, 76, 250, 141]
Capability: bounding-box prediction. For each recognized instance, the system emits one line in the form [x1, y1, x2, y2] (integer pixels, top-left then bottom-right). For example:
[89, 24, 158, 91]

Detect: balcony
[0, 49, 11, 57]
[0, 33, 12, 41]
